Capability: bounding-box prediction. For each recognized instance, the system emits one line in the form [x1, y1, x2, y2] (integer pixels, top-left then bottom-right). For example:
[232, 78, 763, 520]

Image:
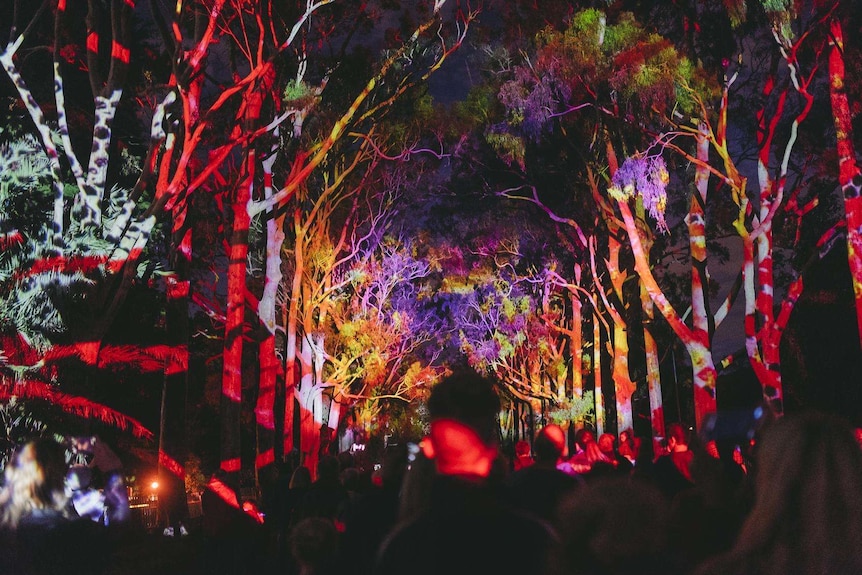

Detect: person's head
[619, 429, 632, 444]
[421, 370, 501, 477]
[1, 438, 70, 528]
[316, 455, 341, 482]
[290, 465, 312, 489]
[534, 424, 568, 465]
[584, 441, 611, 465]
[340, 466, 362, 492]
[730, 412, 862, 575]
[549, 477, 669, 575]
[289, 517, 339, 573]
[598, 433, 616, 456]
[666, 422, 689, 451]
[575, 427, 596, 451]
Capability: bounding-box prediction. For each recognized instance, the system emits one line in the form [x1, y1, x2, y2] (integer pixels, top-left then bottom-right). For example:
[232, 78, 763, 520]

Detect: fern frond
[2, 379, 154, 440]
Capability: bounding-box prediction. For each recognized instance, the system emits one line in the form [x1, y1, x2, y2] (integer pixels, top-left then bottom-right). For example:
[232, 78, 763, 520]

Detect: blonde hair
[0, 438, 70, 528]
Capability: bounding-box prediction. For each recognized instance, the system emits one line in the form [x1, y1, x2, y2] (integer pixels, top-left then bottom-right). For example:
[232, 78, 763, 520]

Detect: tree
[0, 0, 165, 442]
[828, 16, 862, 347]
[478, 8, 716, 434]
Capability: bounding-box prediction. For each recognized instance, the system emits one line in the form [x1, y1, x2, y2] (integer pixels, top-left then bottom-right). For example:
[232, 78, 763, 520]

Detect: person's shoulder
[502, 465, 532, 486]
[489, 496, 559, 542]
[373, 515, 431, 573]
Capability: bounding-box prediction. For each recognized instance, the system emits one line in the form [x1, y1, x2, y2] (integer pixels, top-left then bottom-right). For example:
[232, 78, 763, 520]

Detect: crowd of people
[2, 369, 862, 575]
[0, 434, 132, 574]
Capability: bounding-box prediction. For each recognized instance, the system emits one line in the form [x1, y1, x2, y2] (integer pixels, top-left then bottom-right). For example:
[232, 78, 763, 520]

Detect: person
[338, 413, 364, 455]
[630, 432, 658, 484]
[1, 438, 72, 530]
[580, 440, 618, 480]
[652, 422, 695, 499]
[0, 438, 109, 574]
[395, 442, 436, 522]
[503, 423, 582, 524]
[374, 369, 557, 575]
[68, 435, 130, 526]
[548, 476, 676, 575]
[289, 516, 341, 575]
[694, 411, 862, 575]
[200, 469, 265, 574]
[335, 465, 365, 531]
[617, 429, 641, 464]
[339, 445, 409, 575]
[665, 442, 753, 573]
[268, 464, 313, 573]
[512, 439, 534, 471]
[283, 465, 313, 527]
[294, 455, 349, 524]
[597, 432, 634, 475]
[65, 464, 106, 522]
[559, 426, 596, 476]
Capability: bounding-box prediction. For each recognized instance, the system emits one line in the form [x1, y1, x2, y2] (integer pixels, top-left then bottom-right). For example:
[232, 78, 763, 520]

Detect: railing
[128, 493, 160, 530]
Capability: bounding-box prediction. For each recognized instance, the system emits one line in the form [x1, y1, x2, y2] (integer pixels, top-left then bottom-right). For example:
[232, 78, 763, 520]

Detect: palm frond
[1, 379, 154, 440]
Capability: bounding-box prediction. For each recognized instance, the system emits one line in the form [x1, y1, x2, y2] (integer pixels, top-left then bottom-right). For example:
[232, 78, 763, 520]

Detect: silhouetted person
[665, 443, 752, 573]
[396, 444, 436, 523]
[548, 476, 676, 575]
[283, 466, 313, 528]
[695, 411, 862, 575]
[268, 465, 313, 573]
[503, 423, 582, 525]
[652, 422, 695, 499]
[294, 455, 349, 524]
[200, 470, 263, 574]
[339, 445, 409, 575]
[374, 370, 557, 575]
[289, 517, 340, 575]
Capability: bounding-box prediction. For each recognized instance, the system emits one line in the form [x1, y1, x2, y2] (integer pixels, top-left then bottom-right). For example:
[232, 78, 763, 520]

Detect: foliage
[327, 238, 440, 403]
[283, 79, 318, 109]
[484, 126, 526, 171]
[457, 275, 561, 402]
[548, 390, 595, 427]
[0, 396, 48, 474]
[0, 133, 158, 351]
[607, 155, 671, 232]
[498, 8, 719, 144]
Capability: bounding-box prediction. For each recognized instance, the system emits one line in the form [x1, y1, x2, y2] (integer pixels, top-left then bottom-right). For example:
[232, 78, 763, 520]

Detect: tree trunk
[829, 18, 862, 348]
[255, 145, 282, 474]
[593, 308, 605, 435]
[618, 199, 717, 429]
[641, 284, 665, 448]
